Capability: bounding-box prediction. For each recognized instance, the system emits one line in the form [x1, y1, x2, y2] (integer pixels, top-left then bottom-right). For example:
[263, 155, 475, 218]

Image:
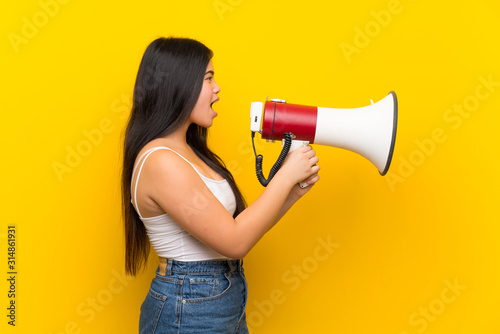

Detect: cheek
[201, 82, 214, 99]
[189, 103, 213, 126]
[192, 93, 209, 114]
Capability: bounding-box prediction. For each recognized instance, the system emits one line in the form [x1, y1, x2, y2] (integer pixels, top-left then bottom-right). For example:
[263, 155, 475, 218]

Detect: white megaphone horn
[249, 91, 398, 187]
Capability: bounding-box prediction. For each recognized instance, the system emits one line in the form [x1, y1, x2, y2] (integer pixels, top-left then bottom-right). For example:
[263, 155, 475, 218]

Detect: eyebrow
[205, 70, 214, 76]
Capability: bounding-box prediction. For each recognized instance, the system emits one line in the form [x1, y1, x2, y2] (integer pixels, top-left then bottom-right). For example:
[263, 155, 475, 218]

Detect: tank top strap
[130, 146, 206, 218]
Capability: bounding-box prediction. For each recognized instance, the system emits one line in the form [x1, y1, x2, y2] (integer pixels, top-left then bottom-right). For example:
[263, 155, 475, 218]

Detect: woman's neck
[157, 121, 192, 151]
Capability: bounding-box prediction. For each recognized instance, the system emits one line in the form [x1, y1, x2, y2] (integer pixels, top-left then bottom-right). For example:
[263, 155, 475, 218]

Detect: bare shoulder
[140, 148, 199, 184]
[139, 148, 233, 238]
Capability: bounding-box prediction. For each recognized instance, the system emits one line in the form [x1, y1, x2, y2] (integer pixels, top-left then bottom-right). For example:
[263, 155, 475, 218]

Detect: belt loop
[228, 260, 236, 272]
[159, 257, 173, 276]
[166, 259, 173, 276]
[159, 257, 167, 276]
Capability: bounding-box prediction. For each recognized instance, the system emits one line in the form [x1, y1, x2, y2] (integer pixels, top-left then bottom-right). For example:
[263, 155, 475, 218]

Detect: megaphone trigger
[299, 181, 309, 189]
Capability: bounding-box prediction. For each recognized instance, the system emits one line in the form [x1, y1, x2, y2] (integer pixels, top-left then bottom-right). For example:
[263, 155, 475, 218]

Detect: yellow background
[1, 0, 499, 333]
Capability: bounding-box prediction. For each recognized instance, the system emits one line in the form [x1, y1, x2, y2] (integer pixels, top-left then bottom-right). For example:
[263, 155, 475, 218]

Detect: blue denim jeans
[139, 259, 248, 333]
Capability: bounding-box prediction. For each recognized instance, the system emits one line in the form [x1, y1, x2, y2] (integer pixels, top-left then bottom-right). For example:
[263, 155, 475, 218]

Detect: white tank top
[131, 147, 236, 261]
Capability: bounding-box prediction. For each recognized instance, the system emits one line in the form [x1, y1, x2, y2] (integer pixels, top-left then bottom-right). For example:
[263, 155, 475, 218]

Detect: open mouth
[210, 98, 219, 108]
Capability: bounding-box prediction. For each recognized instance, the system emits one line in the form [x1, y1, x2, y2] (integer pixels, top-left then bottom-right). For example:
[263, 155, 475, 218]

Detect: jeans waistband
[158, 257, 243, 276]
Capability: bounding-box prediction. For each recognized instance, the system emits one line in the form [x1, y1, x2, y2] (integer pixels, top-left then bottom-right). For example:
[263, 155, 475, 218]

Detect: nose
[213, 80, 220, 94]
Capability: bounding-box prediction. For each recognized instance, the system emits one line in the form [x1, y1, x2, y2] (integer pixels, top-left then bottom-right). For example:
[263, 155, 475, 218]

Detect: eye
[205, 76, 213, 82]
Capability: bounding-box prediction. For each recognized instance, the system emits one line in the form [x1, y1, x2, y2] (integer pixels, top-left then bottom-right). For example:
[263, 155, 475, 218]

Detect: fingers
[307, 173, 320, 185]
[294, 144, 314, 156]
[285, 144, 320, 184]
[294, 145, 317, 161]
[303, 172, 319, 183]
[299, 145, 315, 156]
[297, 145, 319, 172]
[296, 144, 313, 152]
[304, 146, 319, 169]
[311, 164, 320, 174]
[299, 173, 320, 188]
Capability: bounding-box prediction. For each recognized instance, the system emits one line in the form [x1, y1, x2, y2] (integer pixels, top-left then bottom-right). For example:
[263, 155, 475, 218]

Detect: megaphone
[249, 91, 398, 187]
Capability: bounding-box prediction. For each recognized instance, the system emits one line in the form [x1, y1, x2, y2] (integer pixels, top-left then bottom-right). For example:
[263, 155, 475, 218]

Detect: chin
[194, 119, 214, 128]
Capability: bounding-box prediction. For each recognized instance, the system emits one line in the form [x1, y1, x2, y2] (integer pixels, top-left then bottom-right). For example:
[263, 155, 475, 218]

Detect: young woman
[122, 37, 320, 333]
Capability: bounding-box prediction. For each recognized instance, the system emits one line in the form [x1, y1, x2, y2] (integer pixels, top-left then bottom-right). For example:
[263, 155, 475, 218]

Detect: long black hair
[122, 37, 246, 276]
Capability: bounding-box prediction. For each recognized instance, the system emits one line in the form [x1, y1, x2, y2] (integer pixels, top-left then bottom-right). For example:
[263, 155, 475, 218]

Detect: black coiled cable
[252, 132, 293, 187]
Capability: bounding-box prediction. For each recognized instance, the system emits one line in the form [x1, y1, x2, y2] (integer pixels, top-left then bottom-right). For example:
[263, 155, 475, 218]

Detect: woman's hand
[268, 160, 320, 226]
[291, 172, 320, 198]
[276, 145, 320, 187]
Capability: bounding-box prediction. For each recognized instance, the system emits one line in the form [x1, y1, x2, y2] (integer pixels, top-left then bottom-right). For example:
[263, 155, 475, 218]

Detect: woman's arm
[140, 145, 319, 259]
[270, 172, 320, 227]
